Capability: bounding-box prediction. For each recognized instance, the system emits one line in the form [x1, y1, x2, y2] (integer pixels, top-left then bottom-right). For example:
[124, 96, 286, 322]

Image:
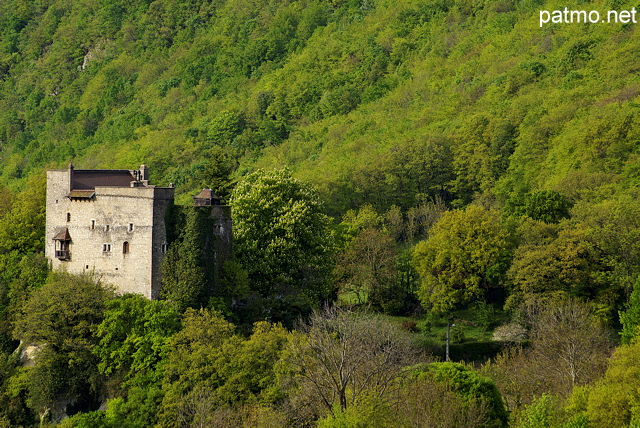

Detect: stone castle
[45, 164, 231, 299]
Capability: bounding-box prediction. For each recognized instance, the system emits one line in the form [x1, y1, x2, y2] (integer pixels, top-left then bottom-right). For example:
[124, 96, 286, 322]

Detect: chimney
[140, 165, 149, 181]
[69, 163, 74, 191]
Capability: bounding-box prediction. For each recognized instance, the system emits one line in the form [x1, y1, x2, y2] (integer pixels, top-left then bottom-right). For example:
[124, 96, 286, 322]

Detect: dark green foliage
[196, 146, 237, 202]
[12, 272, 114, 419]
[426, 362, 509, 427]
[505, 190, 573, 224]
[0, 351, 36, 427]
[160, 207, 211, 310]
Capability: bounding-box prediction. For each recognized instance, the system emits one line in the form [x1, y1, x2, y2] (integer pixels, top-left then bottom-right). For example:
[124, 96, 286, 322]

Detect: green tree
[94, 294, 181, 388]
[12, 273, 114, 422]
[393, 370, 494, 428]
[281, 306, 420, 423]
[585, 340, 640, 427]
[505, 190, 573, 224]
[619, 277, 640, 345]
[158, 308, 235, 428]
[230, 169, 334, 308]
[333, 228, 397, 307]
[424, 362, 508, 427]
[160, 207, 210, 311]
[506, 221, 602, 309]
[158, 309, 288, 427]
[197, 146, 237, 202]
[412, 205, 513, 313]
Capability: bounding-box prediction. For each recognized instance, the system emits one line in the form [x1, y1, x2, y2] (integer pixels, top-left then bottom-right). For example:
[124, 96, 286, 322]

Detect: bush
[401, 320, 419, 333]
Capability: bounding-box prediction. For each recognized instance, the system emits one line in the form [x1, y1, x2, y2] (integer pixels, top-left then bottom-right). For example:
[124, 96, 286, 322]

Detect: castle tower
[46, 165, 174, 299]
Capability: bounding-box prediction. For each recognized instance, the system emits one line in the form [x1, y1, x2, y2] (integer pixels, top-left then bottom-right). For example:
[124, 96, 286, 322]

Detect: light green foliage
[507, 221, 601, 307]
[230, 168, 334, 304]
[584, 340, 640, 428]
[214, 321, 289, 405]
[514, 393, 587, 428]
[619, 276, 640, 345]
[158, 309, 288, 427]
[0, 351, 35, 426]
[94, 294, 181, 387]
[158, 308, 235, 427]
[316, 397, 394, 428]
[573, 192, 640, 297]
[413, 205, 513, 313]
[0, 183, 44, 256]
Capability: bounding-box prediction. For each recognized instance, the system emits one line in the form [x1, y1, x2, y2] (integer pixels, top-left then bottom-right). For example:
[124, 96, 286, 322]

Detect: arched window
[123, 241, 129, 254]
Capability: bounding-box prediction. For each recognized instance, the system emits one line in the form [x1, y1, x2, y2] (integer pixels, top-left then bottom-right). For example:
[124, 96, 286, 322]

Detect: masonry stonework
[46, 165, 174, 299]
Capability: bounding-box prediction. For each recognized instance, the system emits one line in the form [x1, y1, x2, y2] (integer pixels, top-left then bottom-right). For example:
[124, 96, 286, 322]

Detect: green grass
[389, 306, 512, 363]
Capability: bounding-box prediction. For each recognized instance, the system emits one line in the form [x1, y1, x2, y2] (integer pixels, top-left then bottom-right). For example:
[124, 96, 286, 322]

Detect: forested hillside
[2, 0, 640, 426]
[1, 0, 639, 209]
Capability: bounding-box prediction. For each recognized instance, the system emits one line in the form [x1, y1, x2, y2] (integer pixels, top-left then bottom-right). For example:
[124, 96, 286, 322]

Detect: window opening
[123, 241, 129, 254]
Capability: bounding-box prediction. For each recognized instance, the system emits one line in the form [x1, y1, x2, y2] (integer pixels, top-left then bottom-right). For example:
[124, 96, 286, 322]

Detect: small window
[103, 243, 111, 252]
[123, 241, 129, 254]
[161, 243, 168, 254]
[66, 213, 71, 222]
[91, 220, 95, 230]
[128, 223, 134, 232]
[85, 265, 89, 270]
[105, 224, 110, 232]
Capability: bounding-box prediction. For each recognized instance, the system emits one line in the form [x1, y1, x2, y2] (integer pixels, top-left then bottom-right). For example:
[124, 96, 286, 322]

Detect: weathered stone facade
[46, 165, 174, 299]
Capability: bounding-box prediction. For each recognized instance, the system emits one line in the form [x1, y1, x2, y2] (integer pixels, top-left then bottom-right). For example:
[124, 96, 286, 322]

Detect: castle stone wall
[46, 169, 173, 299]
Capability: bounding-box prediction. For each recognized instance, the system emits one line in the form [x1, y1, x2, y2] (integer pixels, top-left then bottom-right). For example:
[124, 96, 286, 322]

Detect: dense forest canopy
[0, 0, 638, 211]
[1, 0, 640, 426]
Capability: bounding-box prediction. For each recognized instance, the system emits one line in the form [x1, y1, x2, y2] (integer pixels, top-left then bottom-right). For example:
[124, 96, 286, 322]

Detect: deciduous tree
[281, 306, 420, 423]
[230, 169, 334, 308]
[412, 205, 513, 313]
[12, 273, 114, 422]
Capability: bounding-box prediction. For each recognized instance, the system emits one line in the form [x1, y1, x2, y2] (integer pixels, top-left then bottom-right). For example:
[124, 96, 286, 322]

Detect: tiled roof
[72, 170, 136, 190]
[53, 227, 71, 241]
[194, 189, 220, 199]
